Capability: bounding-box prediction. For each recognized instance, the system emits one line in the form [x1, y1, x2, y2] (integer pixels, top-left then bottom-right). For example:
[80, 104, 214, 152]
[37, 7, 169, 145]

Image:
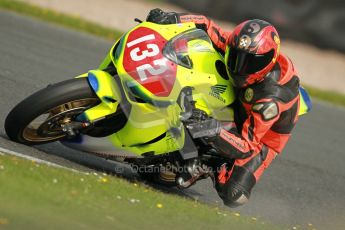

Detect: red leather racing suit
[177, 14, 300, 206]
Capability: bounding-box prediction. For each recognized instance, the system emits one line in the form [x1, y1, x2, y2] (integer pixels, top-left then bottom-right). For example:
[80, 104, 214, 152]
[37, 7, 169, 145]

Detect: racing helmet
[225, 19, 281, 88]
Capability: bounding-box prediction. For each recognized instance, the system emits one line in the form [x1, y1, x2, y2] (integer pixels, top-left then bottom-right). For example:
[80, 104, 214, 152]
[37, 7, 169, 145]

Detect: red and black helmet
[225, 19, 280, 88]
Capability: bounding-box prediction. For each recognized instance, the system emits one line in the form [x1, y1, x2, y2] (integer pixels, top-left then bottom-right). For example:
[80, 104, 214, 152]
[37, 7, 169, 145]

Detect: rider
[147, 9, 301, 207]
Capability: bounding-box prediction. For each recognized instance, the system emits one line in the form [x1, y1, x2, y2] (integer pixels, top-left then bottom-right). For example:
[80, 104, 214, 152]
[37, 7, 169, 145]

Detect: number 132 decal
[123, 27, 177, 96]
[126, 34, 168, 81]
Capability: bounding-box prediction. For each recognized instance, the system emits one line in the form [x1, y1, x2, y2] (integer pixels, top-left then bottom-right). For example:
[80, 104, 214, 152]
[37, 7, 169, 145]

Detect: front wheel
[5, 78, 100, 145]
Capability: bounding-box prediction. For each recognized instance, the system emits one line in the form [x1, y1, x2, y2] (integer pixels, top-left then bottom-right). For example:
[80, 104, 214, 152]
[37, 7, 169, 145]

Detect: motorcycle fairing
[82, 70, 121, 121]
[69, 22, 236, 157]
[122, 26, 178, 97]
[298, 86, 312, 115]
[114, 22, 235, 114]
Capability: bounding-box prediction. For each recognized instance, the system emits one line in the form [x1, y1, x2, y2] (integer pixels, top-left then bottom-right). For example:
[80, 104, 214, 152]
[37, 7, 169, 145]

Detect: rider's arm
[147, 8, 231, 54]
[214, 99, 280, 158]
[177, 14, 230, 54]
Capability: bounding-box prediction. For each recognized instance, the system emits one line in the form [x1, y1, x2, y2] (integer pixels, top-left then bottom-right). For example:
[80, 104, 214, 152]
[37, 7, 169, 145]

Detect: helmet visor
[228, 48, 275, 75]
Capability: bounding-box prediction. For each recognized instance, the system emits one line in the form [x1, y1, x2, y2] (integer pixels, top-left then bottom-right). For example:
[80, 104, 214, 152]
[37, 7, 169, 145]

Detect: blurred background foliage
[168, 0, 345, 53]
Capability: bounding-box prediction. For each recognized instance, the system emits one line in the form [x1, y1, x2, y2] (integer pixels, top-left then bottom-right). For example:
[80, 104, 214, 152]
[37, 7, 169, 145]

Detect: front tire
[5, 78, 100, 145]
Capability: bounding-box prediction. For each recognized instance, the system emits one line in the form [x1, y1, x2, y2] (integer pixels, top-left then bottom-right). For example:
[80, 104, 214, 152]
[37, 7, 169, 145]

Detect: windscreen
[163, 29, 214, 69]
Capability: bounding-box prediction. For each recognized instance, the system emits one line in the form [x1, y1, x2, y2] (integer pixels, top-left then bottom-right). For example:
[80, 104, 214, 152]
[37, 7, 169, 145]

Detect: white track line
[0, 146, 80, 172]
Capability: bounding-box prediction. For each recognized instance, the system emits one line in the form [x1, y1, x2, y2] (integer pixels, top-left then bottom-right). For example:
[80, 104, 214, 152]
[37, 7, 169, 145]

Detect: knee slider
[220, 166, 256, 208]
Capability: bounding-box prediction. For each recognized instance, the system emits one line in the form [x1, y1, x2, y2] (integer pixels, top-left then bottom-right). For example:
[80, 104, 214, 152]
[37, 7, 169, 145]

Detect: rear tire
[5, 78, 100, 145]
[138, 169, 177, 187]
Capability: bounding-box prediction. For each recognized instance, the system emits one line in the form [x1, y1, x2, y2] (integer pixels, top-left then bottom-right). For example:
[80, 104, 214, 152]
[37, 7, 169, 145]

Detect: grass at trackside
[304, 86, 345, 108]
[0, 0, 122, 41]
[1, 0, 344, 108]
[0, 155, 283, 230]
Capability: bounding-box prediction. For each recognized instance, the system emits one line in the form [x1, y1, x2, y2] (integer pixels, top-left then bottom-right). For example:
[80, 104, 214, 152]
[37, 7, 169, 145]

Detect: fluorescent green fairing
[298, 87, 312, 116]
[78, 22, 236, 156]
[83, 70, 121, 121]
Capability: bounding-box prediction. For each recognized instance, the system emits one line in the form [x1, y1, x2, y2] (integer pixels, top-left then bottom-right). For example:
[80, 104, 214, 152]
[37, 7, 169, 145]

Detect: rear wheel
[5, 78, 100, 145]
[137, 164, 177, 187]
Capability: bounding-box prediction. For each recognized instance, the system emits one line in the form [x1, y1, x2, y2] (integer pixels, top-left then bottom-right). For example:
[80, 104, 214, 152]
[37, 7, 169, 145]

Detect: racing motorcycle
[4, 21, 311, 187]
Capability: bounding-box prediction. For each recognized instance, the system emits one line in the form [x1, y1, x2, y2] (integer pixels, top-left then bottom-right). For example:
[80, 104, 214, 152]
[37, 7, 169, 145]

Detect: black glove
[187, 118, 236, 139]
[187, 118, 222, 139]
[146, 8, 178, 24]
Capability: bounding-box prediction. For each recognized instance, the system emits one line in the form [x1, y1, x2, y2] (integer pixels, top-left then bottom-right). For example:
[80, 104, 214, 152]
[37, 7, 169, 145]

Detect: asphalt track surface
[1, 10, 345, 229]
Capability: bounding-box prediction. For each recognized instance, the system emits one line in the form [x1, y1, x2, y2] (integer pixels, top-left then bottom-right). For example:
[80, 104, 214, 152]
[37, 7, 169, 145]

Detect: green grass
[0, 0, 122, 41]
[0, 154, 283, 230]
[0, 0, 344, 107]
[304, 85, 345, 107]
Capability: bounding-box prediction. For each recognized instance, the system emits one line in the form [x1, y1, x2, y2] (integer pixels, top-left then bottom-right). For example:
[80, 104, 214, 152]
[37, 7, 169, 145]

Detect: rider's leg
[215, 145, 277, 207]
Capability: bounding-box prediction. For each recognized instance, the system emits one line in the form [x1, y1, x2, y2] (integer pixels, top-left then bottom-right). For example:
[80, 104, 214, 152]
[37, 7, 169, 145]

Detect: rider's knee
[216, 166, 256, 208]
